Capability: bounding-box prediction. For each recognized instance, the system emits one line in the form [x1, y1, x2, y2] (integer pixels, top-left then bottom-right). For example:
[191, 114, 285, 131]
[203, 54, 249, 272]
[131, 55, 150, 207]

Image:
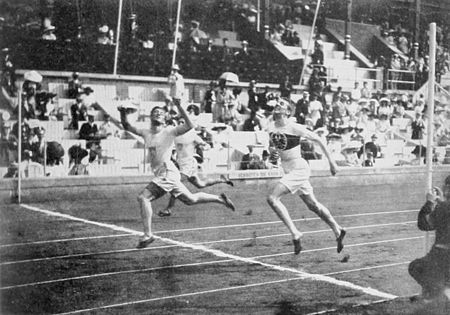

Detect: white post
[257, 0, 261, 32]
[113, 0, 124, 75]
[17, 90, 22, 203]
[425, 22, 436, 252]
[171, 0, 182, 67]
[298, 0, 322, 86]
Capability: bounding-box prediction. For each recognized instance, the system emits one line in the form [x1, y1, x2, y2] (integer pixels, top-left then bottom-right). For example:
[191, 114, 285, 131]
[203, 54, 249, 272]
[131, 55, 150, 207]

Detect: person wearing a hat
[158, 116, 234, 217]
[97, 25, 112, 45]
[266, 99, 346, 255]
[19, 70, 43, 120]
[409, 175, 450, 302]
[68, 72, 83, 98]
[202, 81, 217, 114]
[42, 25, 56, 41]
[411, 111, 425, 140]
[357, 133, 381, 160]
[294, 91, 310, 124]
[168, 64, 184, 107]
[234, 40, 251, 60]
[69, 94, 88, 130]
[118, 96, 235, 248]
[79, 113, 103, 147]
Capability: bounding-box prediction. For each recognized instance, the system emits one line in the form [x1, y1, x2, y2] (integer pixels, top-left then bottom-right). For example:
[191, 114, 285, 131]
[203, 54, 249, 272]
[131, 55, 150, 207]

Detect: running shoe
[220, 193, 235, 211]
[136, 236, 155, 249]
[336, 229, 346, 253]
[220, 174, 234, 187]
[293, 237, 302, 255]
[158, 209, 172, 217]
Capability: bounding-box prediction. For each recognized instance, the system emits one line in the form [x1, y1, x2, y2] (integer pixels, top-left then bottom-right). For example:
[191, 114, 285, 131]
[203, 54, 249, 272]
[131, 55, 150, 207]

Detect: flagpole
[172, 0, 182, 67]
[113, 0, 124, 75]
[425, 22, 436, 252]
[298, 0, 322, 86]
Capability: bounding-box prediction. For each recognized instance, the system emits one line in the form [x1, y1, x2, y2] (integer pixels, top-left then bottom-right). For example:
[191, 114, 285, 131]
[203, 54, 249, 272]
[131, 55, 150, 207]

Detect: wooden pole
[171, 0, 182, 67]
[298, 0, 322, 86]
[113, 0, 124, 75]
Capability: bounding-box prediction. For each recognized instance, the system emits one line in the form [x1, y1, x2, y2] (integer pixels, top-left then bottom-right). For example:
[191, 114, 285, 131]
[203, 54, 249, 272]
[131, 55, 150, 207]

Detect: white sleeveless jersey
[143, 127, 178, 176]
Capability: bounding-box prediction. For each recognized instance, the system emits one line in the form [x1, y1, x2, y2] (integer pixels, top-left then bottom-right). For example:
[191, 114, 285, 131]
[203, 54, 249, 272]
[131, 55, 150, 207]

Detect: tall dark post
[413, 0, 421, 60]
[344, 0, 352, 60]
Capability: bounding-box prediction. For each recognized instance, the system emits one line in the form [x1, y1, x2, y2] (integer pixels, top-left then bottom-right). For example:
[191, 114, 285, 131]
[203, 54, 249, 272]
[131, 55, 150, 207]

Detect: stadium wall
[1, 166, 449, 209]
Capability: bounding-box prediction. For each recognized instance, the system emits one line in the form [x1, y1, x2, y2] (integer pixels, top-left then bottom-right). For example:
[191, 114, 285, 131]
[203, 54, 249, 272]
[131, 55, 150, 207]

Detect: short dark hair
[151, 106, 166, 115]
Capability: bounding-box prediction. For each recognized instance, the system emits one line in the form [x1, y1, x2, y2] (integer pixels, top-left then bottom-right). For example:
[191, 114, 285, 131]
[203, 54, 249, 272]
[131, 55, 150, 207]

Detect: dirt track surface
[1, 180, 449, 314]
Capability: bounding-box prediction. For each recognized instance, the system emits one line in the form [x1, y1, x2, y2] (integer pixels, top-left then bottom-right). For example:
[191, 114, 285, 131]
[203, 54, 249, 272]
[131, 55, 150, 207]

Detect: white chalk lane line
[1, 236, 422, 290]
[17, 204, 397, 302]
[0, 220, 418, 266]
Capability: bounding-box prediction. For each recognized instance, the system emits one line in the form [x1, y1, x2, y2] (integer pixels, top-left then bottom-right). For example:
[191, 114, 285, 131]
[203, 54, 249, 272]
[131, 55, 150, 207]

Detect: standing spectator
[409, 178, 450, 302]
[307, 94, 323, 129]
[168, 64, 184, 107]
[350, 82, 361, 102]
[189, 20, 207, 52]
[279, 75, 293, 100]
[360, 81, 371, 99]
[294, 91, 310, 124]
[311, 40, 324, 65]
[389, 54, 402, 90]
[215, 79, 235, 123]
[221, 38, 232, 63]
[411, 112, 426, 140]
[202, 81, 217, 114]
[68, 72, 83, 98]
[247, 80, 259, 113]
[69, 95, 88, 130]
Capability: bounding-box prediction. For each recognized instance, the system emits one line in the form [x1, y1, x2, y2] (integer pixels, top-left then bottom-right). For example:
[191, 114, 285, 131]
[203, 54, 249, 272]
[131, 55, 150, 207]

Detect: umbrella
[219, 72, 239, 83]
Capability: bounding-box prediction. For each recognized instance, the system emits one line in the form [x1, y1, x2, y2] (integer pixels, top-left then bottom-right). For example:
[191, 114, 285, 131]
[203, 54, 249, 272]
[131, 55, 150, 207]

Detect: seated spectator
[340, 143, 361, 167]
[240, 144, 262, 170]
[68, 72, 83, 98]
[68, 144, 89, 175]
[99, 114, 119, 139]
[142, 33, 155, 49]
[398, 145, 427, 166]
[376, 114, 392, 139]
[42, 25, 56, 41]
[261, 150, 273, 169]
[301, 139, 321, 160]
[189, 20, 208, 52]
[243, 110, 264, 131]
[97, 25, 113, 45]
[79, 114, 104, 146]
[35, 91, 57, 121]
[7, 117, 31, 163]
[234, 40, 251, 60]
[358, 134, 382, 159]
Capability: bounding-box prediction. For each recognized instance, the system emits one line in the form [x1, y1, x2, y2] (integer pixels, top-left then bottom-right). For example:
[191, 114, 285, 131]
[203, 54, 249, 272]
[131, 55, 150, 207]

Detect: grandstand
[1, 1, 450, 314]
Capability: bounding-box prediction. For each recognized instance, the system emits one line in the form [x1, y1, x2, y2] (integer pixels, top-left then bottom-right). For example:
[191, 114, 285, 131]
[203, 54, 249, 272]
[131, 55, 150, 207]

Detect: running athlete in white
[119, 103, 235, 248]
[266, 99, 346, 255]
[158, 117, 233, 217]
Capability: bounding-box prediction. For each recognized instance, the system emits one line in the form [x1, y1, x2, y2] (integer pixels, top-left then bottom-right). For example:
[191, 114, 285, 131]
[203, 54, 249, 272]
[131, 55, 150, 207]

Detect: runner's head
[273, 98, 291, 119]
[150, 106, 167, 125]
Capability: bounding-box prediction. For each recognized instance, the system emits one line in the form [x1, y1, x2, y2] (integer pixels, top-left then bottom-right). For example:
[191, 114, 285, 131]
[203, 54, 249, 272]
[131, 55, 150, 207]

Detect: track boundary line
[0, 220, 418, 266]
[1, 237, 421, 290]
[18, 204, 397, 303]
